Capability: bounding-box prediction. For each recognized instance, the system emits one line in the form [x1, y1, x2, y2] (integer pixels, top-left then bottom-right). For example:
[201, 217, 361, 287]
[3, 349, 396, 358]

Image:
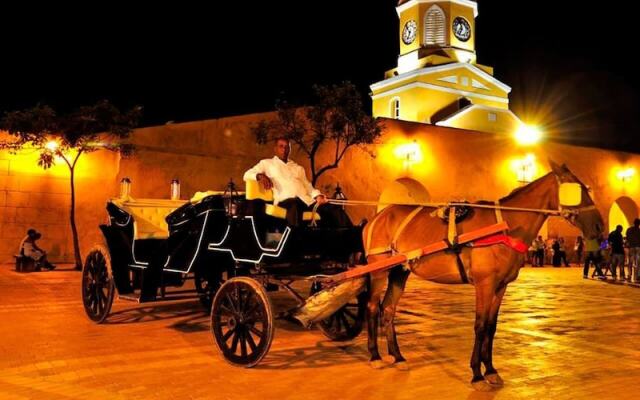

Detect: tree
[252, 82, 384, 186]
[1, 100, 141, 270]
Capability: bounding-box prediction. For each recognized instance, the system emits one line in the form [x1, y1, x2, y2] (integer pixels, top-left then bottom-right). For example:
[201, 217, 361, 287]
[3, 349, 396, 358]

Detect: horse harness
[363, 202, 543, 284]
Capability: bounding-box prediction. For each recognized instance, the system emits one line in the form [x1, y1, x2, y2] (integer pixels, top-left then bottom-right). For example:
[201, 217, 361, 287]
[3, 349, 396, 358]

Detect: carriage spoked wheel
[310, 281, 367, 341]
[82, 246, 115, 324]
[210, 277, 274, 367]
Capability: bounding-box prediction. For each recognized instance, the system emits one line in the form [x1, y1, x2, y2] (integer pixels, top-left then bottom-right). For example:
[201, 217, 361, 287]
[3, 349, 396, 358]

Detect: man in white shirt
[243, 137, 331, 226]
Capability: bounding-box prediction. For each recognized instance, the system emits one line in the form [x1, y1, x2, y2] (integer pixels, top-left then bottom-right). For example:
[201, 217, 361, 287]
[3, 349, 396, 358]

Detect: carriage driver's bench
[245, 180, 320, 223]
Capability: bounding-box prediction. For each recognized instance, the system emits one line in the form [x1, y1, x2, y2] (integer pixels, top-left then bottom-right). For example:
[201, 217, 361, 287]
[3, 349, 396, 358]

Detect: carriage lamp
[333, 182, 347, 210]
[171, 179, 181, 200]
[120, 177, 132, 199]
[515, 124, 542, 146]
[223, 179, 239, 216]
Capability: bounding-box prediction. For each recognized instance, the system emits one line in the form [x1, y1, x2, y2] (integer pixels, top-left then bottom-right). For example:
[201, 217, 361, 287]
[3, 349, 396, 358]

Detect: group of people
[529, 236, 574, 267]
[528, 220, 640, 282]
[584, 219, 640, 281]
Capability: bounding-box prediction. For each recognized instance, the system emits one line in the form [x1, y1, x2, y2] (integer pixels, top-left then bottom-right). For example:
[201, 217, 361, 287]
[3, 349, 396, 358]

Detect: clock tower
[397, 0, 477, 72]
[371, 1, 523, 135]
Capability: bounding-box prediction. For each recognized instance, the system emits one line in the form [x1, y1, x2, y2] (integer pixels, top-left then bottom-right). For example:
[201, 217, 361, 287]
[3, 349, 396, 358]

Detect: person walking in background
[532, 236, 545, 267]
[625, 218, 640, 282]
[558, 237, 570, 267]
[584, 234, 604, 279]
[552, 239, 561, 267]
[608, 225, 625, 280]
[574, 236, 584, 266]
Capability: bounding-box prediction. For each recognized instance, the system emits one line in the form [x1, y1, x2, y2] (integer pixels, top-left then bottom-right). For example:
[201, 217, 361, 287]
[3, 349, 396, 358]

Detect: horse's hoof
[369, 360, 386, 369]
[394, 361, 410, 371]
[471, 379, 494, 392]
[484, 373, 504, 387]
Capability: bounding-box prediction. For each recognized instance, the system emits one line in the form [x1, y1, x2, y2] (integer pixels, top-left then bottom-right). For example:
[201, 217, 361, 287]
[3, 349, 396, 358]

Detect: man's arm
[244, 160, 273, 190]
[243, 160, 267, 181]
[297, 166, 326, 204]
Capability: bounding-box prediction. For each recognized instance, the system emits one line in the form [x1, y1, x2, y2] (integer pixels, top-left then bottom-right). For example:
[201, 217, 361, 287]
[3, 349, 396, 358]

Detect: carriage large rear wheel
[82, 246, 115, 324]
[310, 281, 367, 341]
[210, 277, 274, 367]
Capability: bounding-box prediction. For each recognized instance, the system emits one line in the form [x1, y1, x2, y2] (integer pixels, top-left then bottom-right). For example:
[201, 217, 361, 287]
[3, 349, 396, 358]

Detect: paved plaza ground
[1, 264, 639, 399]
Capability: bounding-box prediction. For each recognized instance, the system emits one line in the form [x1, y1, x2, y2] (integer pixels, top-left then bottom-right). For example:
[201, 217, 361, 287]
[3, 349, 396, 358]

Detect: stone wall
[2, 116, 639, 264]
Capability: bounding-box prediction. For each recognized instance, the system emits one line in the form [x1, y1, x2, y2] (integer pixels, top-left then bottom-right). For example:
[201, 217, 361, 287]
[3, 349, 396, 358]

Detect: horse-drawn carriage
[82, 181, 367, 367]
[84, 162, 603, 387]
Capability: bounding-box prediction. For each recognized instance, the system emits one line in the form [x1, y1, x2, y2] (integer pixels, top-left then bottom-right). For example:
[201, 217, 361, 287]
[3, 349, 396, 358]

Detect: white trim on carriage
[207, 216, 292, 264]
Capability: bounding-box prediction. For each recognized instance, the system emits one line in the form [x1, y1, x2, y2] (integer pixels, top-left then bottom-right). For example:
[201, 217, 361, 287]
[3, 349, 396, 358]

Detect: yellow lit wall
[438, 107, 521, 134]
[0, 134, 119, 264]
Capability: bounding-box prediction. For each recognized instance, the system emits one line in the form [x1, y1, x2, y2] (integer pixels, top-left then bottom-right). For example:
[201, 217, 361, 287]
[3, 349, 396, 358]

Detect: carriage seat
[111, 197, 188, 239]
[245, 180, 320, 222]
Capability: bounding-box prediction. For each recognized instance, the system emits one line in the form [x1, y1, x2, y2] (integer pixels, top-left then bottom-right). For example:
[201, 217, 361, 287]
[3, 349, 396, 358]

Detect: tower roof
[398, 0, 477, 5]
[397, 1, 478, 17]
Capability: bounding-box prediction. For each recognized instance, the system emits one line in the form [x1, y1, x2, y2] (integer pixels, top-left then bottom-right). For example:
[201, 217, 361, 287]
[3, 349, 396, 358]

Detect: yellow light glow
[617, 168, 635, 183]
[515, 124, 542, 145]
[45, 140, 59, 152]
[377, 137, 434, 178]
[511, 153, 537, 184]
[394, 141, 423, 170]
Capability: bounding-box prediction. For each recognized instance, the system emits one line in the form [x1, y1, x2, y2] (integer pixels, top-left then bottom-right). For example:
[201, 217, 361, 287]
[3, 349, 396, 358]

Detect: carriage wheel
[195, 272, 220, 312]
[82, 246, 115, 324]
[310, 281, 367, 341]
[210, 277, 274, 367]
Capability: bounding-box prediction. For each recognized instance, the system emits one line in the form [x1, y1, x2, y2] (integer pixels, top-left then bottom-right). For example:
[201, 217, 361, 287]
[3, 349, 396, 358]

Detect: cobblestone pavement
[1, 264, 639, 399]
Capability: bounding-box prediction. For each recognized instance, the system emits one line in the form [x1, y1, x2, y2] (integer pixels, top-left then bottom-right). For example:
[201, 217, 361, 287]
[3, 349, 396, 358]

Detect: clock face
[452, 17, 471, 42]
[402, 20, 417, 45]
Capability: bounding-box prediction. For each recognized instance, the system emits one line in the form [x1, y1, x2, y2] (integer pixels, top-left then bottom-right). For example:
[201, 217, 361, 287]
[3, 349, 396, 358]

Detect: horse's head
[550, 161, 604, 239]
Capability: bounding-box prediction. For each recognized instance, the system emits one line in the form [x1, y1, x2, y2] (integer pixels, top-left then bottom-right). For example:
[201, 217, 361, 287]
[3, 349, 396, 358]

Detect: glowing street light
[515, 124, 542, 146]
[617, 168, 635, 183]
[394, 140, 422, 170]
[45, 140, 60, 152]
[514, 153, 536, 184]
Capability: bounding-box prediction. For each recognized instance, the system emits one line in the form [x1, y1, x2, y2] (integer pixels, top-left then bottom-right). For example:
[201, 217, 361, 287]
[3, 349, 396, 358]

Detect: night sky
[1, 1, 637, 152]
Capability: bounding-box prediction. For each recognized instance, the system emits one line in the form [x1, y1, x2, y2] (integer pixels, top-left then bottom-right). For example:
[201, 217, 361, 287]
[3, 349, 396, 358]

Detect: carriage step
[118, 294, 140, 302]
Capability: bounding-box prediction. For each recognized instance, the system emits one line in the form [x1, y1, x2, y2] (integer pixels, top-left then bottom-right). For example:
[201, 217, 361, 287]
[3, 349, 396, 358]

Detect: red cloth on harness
[473, 234, 528, 254]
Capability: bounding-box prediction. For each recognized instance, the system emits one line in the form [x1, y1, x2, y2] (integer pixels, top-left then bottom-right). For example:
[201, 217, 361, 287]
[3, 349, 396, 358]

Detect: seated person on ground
[19, 229, 56, 270]
[243, 137, 347, 227]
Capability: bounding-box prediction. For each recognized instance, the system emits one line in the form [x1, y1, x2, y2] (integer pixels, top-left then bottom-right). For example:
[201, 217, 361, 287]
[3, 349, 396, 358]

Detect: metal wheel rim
[210, 278, 273, 367]
[312, 282, 366, 341]
[82, 248, 114, 323]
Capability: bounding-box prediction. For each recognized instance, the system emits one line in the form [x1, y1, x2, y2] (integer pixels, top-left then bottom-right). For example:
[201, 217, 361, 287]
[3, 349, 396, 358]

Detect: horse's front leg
[482, 284, 507, 387]
[470, 280, 495, 391]
[382, 265, 410, 370]
[367, 270, 388, 369]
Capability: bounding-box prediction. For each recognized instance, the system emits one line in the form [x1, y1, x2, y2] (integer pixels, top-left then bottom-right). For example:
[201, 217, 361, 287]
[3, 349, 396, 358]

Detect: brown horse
[362, 162, 604, 391]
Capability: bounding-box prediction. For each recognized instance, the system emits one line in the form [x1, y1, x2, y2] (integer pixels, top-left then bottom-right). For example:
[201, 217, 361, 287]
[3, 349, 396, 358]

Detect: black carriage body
[100, 196, 234, 298]
[98, 194, 363, 303]
[207, 214, 364, 272]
